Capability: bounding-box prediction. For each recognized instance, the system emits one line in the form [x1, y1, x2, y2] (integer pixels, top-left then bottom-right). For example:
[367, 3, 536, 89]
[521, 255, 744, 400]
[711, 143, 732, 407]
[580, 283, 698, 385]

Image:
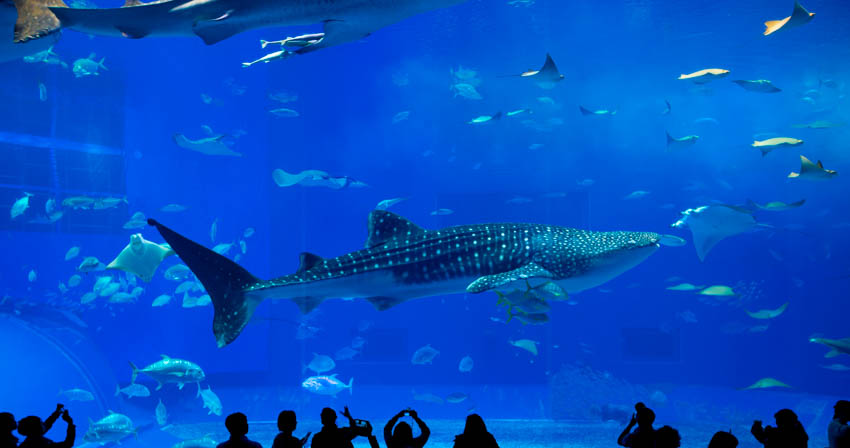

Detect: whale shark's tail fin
[148, 219, 261, 348]
[13, 0, 67, 43]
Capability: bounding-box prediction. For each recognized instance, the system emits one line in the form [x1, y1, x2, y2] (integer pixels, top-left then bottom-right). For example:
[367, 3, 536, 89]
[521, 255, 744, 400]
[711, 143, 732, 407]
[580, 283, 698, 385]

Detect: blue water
[1, 0, 848, 447]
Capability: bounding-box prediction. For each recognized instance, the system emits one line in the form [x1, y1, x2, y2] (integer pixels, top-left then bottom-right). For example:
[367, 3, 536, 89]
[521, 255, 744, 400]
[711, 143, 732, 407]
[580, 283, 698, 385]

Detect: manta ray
[517, 53, 564, 89]
[763, 1, 814, 36]
[12, 0, 467, 55]
[149, 211, 664, 347]
[672, 204, 763, 261]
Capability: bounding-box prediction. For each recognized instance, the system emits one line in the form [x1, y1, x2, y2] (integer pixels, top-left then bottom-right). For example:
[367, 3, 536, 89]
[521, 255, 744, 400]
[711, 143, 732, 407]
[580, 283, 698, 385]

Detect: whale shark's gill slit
[147, 218, 259, 348]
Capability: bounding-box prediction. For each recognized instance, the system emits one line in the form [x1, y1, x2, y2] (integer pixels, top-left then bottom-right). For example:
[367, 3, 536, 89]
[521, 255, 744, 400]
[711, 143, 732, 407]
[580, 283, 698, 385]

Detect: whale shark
[12, 0, 467, 54]
[148, 211, 662, 347]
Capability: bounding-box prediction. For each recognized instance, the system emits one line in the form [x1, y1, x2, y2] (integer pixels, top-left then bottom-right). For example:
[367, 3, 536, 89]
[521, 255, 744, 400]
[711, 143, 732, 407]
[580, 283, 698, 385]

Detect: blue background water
[1, 0, 848, 446]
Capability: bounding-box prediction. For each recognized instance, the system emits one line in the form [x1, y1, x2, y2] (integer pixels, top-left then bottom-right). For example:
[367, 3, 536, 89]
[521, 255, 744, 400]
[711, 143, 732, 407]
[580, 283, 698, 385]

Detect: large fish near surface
[12, 0, 467, 54]
[149, 211, 663, 348]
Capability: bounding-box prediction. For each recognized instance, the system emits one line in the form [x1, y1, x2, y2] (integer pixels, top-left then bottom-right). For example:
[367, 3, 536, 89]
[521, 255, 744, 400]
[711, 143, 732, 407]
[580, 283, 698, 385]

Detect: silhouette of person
[655, 425, 681, 448]
[1, 412, 19, 448]
[272, 411, 310, 448]
[829, 400, 850, 448]
[751, 408, 808, 448]
[617, 402, 656, 448]
[17, 404, 75, 448]
[217, 413, 262, 448]
[310, 407, 355, 448]
[384, 409, 430, 448]
[452, 414, 498, 448]
[708, 431, 739, 448]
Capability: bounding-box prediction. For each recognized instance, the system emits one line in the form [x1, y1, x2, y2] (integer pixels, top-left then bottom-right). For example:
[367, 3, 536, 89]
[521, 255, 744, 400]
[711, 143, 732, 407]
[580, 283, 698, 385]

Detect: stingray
[671, 204, 762, 261]
[746, 302, 789, 319]
[106, 233, 175, 282]
[745, 199, 805, 211]
[763, 1, 814, 36]
[518, 53, 564, 89]
[742, 377, 791, 390]
[579, 106, 617, 116]
[173, 134, 241, 157]
[272, 168, 367, 190]
[733, 79, 781, 93]
[788, 155, 837, 180]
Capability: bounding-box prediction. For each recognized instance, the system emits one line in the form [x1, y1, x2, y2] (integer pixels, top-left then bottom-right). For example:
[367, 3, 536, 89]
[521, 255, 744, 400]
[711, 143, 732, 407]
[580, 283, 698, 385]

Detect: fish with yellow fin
[763, 1, 814, 36]
[742, 377, 791, 390]
[752, 137, 803, 157]
[678, 69, 730, 84]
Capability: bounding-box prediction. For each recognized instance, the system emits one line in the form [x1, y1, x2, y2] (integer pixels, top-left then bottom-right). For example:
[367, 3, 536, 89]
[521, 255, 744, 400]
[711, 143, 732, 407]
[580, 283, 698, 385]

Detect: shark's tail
[12, 0, 67, 43]
[579, 106, 592, 116]
[128, 361, 139, 383]
[148, 219, 261, 348]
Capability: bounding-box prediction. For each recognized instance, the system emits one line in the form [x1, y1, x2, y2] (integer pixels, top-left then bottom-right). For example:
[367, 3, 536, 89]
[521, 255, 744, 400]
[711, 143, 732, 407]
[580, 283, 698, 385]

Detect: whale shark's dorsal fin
[297, 252, 325, 274]
[123, 0, 144, 6]
[366, 211, 425, 248]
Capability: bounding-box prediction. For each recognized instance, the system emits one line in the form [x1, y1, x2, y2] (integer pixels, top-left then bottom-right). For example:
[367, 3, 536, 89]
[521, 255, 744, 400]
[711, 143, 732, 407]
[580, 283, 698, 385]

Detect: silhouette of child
[217, 413, 262, 448]
[655, 425, 681, 448]
[384, 409, 430, 448]
[272, 411, 310, 448]
[17, 404, 75, 448]
[751, 408, 808, 448]
[452, 414, 498, 448]
[830, 400, 850, 448]
[617, 402, 656, 448]
[708, 431, 739, 448]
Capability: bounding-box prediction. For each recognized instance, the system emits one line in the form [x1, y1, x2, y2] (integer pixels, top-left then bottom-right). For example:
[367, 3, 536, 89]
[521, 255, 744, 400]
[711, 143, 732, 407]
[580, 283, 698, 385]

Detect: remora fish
[14, 0, 468, 57]
[149, 211, 661, 347]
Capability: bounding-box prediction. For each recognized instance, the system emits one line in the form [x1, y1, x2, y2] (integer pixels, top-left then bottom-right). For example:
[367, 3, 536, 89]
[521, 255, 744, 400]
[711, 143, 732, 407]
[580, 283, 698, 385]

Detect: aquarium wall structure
[1, 0, 848, 447]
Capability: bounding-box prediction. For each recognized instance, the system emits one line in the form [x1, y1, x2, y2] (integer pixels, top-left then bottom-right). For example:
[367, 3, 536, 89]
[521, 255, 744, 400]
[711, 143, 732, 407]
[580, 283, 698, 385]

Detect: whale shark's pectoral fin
[193, 10, 246, 45]
[365, 296, 406, 311]
[466, 263, 554, 294]
[291, 296, 323, 314]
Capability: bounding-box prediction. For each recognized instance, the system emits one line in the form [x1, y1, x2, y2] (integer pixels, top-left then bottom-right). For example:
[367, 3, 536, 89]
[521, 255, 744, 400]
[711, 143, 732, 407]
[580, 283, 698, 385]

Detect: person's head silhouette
[655, 425, 681, 448]
[708, 431, 738, 448]
[17, 416, 45, 438]
[278, 410, 296, 433]
[0, 413, 16, 434]
[463, 414, 487, 435]
[320, 408, 337, 427]
[835, 400, 850, 422]
[774, 409, 798, 428]
[393, 421, 413, 443]
[225, 413, 249, 438]
[635, 402, 655, 428]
